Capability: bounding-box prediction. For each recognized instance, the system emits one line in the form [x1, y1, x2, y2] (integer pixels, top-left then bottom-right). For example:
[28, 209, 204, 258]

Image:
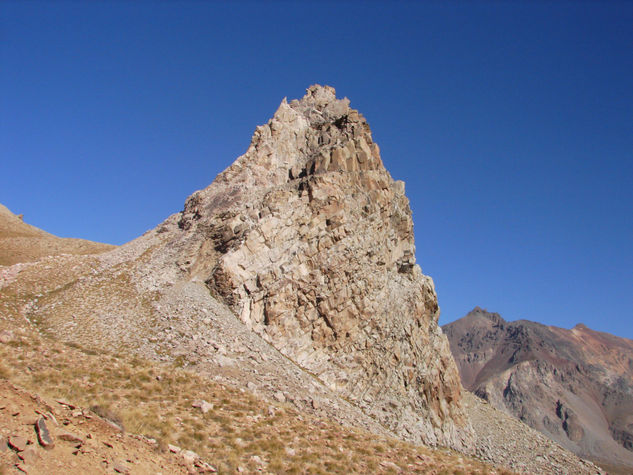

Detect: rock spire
[177, 85, 472, 449]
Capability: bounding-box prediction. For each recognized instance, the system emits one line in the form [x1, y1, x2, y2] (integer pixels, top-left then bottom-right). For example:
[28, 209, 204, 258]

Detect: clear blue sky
[2, 1, 632, 338]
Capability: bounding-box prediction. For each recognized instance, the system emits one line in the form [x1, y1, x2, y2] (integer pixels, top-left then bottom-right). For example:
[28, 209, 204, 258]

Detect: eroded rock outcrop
[177, 85, 472, 449]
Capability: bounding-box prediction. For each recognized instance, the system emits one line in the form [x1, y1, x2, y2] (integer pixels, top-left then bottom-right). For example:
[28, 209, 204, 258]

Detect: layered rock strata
[177, 85, 472, 449]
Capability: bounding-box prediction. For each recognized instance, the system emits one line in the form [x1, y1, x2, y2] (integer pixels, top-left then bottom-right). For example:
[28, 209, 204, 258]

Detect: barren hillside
[0, 204, 114, 266]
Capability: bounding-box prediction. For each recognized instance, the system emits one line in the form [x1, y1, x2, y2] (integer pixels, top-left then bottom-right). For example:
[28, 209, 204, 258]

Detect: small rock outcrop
[176, 85, 472, 449]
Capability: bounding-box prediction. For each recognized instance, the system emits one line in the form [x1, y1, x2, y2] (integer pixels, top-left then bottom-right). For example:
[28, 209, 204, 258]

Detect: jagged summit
[180, 85, 386, 228]
[175, 85, 471, 449]
[12, 86, 472, 452]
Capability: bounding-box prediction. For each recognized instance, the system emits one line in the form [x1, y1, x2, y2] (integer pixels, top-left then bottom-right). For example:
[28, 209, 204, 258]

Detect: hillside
[1, 86, 603, 474]
[443, 307, 633, 473]
[0, 204, 114, 266]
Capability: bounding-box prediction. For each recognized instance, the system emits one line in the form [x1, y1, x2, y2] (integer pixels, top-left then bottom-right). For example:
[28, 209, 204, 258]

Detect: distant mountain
[443, 307, 633, 472]
[0, 203, 114, 266]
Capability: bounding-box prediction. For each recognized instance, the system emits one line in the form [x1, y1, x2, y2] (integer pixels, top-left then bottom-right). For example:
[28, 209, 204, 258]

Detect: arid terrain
[1, 86, 606, 474]
[0, 204, 113, 267]
[443, 307, 633, 474]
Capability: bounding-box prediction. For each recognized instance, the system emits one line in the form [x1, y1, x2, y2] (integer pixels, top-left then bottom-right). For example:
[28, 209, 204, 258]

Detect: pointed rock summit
[174, 85, 472, 449]
[18, 85, 472, 452]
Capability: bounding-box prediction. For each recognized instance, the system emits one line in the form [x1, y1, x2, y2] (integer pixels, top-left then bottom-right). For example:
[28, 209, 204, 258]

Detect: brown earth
[0, 378, 195, 474]
[0, 204, 114, 266]
[443, 307, 633, 473]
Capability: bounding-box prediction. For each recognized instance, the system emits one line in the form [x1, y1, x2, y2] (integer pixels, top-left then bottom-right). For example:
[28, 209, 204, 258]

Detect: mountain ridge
[443, 307, 633, 472]
[0, 203, 114, 266]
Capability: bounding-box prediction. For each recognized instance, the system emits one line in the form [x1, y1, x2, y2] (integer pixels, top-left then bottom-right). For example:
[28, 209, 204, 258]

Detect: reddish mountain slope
[443, 307, 633, 472]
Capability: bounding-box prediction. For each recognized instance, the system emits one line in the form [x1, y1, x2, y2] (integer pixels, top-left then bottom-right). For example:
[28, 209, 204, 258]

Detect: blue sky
[2, 1, 632, 338]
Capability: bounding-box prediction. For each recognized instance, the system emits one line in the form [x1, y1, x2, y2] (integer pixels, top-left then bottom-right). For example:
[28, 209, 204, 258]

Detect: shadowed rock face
[176, 85, 473, 450]
[443, 307, 633, 470]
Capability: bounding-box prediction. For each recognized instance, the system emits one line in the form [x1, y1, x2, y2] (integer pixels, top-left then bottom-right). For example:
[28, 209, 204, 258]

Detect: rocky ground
[0, 323, 508, 475]
[0, 379, 197, 474]
[463, 392, 602, 475]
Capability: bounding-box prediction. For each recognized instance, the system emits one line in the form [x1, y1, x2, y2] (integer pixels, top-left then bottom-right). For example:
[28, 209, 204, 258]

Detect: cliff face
[176, 85, 471, 449]
[443, 307, 633, 470]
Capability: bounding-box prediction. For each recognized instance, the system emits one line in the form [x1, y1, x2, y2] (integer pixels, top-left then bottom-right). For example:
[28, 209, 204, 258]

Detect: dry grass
[0, 252, 511, 474]
[0, 327, 511, 474]
[0, 361, 11, 379]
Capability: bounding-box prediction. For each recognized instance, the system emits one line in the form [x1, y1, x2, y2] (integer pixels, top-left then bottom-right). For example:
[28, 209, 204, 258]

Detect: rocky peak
[175, 85, 472, 450]
[179, 85, 384, 225]
[465, 307, 506, 326]
[444, 311, 633, 470]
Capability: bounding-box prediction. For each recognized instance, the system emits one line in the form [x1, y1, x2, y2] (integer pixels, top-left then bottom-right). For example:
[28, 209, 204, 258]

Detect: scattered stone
[273, 391, 285, 403]
[192, 399, 213, 413]
[58, 431, 84, 444]
[0, 330, 13, 343]
[18, 447, 40, 463]
[182, 449, 199, 464]
[168, 444, 181, 453]
[46, 412, 58, 426]
[113, 460, 130, 474]
[379, 460, 400, 470]
[35, 416, 55, 449]
[196, 460, 217, 473]
[250, 455, 264, 465]
[56, 399, 76, 410]
[8, 435, 28, 452]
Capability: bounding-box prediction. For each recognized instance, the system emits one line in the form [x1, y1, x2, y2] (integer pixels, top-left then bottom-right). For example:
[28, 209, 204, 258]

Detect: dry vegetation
[0, 321, 512, 474]
[0, 216, 511, 474]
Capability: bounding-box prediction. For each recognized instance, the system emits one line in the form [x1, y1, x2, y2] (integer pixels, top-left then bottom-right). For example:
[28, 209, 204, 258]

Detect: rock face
[175, 85, 471, 449]
[443, 307, 633, 471]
